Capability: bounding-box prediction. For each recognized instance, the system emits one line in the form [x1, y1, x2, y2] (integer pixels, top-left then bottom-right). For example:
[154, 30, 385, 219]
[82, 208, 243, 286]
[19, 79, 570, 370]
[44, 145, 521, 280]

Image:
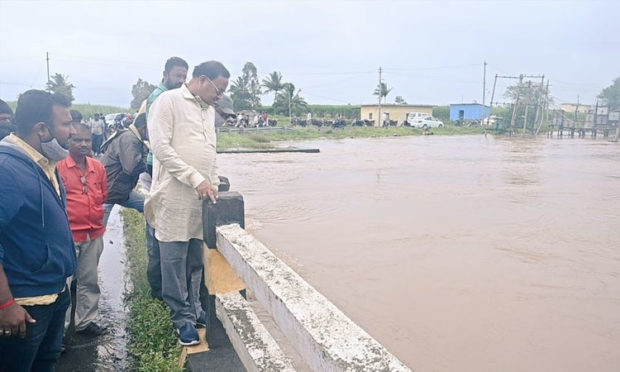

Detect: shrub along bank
[216, 124, 487, 150]
[121, 209, 182, 372]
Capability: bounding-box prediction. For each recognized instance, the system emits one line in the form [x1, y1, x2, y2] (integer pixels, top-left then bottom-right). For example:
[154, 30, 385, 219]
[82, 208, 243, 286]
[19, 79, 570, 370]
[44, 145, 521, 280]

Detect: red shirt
[57, 155, 108, 242]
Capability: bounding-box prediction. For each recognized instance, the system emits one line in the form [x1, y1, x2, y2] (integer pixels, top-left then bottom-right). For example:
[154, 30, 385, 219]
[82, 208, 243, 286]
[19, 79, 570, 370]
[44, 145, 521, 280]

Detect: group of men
[0, 56, 231, 370]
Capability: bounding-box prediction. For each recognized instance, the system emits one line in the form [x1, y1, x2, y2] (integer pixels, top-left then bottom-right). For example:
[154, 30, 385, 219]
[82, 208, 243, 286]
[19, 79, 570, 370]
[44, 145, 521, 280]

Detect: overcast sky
[1, 0, 618, 108]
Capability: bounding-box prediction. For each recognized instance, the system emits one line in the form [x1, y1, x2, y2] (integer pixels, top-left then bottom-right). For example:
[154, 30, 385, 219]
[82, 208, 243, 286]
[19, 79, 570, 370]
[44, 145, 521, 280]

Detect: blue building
[449, 103, 491, 122]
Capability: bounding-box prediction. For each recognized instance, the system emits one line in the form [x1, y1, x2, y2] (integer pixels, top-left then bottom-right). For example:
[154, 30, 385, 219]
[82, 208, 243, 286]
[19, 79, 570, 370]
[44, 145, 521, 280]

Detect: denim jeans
[146, 223, 162, 299]
[103, 190, 144, 227]
[0, 288, 70, 372]
[159, 239, 204, 329]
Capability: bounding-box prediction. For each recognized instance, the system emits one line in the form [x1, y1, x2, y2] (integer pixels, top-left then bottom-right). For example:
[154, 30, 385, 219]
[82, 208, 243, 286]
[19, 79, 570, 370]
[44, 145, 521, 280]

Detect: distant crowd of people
[0, 56, 232, 369]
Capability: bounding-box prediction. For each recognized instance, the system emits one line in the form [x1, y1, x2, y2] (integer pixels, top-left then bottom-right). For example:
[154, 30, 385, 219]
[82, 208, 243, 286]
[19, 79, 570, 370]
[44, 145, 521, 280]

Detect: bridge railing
[201, 192, 411, 372]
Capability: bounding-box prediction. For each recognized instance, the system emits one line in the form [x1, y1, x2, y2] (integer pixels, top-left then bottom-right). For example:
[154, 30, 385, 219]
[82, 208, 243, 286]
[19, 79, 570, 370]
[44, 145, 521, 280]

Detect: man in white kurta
[146, 61, 230, 346]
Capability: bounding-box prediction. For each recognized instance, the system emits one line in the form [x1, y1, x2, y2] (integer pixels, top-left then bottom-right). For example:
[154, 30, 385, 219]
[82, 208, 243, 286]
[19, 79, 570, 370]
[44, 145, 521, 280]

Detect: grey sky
[1, 0, 618, 108]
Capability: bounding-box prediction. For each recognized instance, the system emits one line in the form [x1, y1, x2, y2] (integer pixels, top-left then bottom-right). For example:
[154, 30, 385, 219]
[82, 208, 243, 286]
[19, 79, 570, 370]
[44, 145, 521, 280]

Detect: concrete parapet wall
[215, 292, 295, 372]
[216, 224, 412, 372]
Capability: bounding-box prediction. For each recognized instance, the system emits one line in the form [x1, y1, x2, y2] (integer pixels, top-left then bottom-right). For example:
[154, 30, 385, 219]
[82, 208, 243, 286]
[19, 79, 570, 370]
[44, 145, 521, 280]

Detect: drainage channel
[57, 208, 130, 371]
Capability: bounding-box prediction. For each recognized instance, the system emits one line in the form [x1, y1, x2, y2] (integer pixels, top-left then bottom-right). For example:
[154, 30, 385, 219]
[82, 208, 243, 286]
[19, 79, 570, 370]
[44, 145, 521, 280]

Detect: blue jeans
[0, 288, 70, 372]
[159, 239, 204, 329]
[103, 190, 144, 227]
[146, 223, 162, 299]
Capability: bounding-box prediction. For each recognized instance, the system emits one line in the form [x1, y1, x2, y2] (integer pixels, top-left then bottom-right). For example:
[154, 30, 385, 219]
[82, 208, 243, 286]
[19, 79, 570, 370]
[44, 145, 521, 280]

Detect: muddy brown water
[218, 135, 620, 372]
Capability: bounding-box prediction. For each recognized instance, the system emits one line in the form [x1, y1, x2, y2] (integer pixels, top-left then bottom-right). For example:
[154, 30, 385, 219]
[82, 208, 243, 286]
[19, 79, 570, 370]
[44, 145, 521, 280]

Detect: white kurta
[145, 84, 219, 242]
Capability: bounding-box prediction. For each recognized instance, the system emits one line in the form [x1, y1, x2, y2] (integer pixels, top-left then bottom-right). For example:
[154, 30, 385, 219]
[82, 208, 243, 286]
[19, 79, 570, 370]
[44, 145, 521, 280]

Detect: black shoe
[76, 322, 106, 337]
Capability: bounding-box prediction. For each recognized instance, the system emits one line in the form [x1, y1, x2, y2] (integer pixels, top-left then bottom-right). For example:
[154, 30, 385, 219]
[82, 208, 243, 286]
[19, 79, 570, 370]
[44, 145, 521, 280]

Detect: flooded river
[218, 135, 620, 372]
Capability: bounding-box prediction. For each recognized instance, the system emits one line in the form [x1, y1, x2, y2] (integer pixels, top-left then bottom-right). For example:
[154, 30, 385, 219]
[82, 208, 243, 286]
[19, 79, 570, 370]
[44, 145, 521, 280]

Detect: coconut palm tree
[275, 82, 307, 117]
[46, 73, 75, 102]
[373, 82, 392, 104]
[262, 71, 284, 108]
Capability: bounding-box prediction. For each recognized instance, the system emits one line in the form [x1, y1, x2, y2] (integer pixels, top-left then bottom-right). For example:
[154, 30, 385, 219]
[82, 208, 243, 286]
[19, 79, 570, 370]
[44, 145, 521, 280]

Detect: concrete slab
[216, 292, 295, 372]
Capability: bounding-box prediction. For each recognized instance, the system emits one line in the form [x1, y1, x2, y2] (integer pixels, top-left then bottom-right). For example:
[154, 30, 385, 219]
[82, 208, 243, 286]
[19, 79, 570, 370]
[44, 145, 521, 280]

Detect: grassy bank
[121, 209, 182, 372]
[216, 125, 487, 150]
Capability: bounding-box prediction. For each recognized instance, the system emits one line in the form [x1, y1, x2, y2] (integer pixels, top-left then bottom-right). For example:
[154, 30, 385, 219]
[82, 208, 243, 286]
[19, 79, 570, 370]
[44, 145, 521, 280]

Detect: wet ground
[57, 208, 130, 372]
[218, 134, 620, 372]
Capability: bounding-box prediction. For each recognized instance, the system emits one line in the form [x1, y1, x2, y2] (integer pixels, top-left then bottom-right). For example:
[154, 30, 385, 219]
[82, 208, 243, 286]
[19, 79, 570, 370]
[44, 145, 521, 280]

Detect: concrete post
[202, 191, 246, 340]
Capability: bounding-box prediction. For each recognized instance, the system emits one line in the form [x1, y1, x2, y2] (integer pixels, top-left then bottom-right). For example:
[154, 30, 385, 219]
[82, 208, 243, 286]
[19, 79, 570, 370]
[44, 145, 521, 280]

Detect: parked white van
[405, 112, 429, 123]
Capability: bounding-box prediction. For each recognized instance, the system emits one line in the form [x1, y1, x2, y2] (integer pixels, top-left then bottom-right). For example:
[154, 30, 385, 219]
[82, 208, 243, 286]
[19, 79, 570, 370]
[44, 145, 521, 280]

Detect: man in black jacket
[101, 113, 148, 226]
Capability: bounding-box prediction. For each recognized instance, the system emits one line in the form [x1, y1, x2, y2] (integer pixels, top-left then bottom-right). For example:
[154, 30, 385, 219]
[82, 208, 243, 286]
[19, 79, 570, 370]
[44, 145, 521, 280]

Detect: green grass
[121, 209, 182, 372]
[216, 125, 487, 150]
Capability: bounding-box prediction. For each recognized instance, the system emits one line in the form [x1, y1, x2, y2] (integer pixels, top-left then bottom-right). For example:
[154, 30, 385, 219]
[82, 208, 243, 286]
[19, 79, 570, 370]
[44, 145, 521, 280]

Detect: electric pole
[487, 74, 498, 126]
[510, 74, 523, 133]
[377, 66, 382, 127]
[482, 61, 487, 123]
[46, 52, 50, 90]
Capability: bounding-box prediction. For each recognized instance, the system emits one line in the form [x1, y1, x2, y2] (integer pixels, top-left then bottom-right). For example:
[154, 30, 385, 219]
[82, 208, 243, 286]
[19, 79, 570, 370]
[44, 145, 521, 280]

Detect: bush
[121, 209, 182, 371]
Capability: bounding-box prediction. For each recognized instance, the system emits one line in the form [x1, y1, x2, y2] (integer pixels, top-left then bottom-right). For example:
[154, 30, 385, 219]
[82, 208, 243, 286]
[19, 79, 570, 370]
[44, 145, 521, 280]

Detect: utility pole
[482, 61, 487, 123]
[523, 81, 531, 134]
[544, 80, 550, 123]
[46, 52, 50, 89]
[377, 66, 382, 127]
[487, 74, 498, 126]
[535, 79, 550, 135]
[532, 75, 544, 131]
[510, 74, 523, 133]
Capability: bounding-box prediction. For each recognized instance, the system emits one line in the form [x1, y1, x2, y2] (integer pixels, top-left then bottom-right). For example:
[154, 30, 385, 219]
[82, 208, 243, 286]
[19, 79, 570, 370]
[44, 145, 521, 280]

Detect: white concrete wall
[216, 224, 412, 372]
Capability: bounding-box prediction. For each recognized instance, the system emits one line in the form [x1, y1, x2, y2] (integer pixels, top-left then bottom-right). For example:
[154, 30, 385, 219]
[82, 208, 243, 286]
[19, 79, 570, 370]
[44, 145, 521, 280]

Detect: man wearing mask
[0, 99, 14, 140]
[146, 61, 229, 346]
[0, 90, 77, 370]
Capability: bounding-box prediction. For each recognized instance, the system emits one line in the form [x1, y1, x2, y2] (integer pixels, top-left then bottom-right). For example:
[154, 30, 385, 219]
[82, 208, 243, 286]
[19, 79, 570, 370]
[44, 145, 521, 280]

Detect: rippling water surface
[218, 135, 620, 372]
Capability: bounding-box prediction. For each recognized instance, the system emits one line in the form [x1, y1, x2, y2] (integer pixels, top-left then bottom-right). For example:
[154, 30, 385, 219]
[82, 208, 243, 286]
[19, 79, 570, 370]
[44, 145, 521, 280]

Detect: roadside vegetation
[217, 123, 487, 151]
[121, 209, 182, 372]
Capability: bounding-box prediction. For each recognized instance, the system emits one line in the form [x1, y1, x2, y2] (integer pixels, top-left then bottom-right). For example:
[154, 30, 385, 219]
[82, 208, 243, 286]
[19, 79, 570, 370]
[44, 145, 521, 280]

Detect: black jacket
[101, 128, 147, 204]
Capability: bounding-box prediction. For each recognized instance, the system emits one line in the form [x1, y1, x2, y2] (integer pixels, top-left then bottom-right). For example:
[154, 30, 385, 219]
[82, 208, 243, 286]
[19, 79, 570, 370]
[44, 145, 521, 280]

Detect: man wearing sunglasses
[57, 122, 108, 338]
[146, 60, 229, 346]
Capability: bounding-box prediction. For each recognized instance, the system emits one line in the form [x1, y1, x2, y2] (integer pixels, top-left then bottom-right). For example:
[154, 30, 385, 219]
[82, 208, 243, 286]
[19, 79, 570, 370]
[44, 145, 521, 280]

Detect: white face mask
[40, 123, 69, 161]
[41, 138, 69, 161]
[40, 123, 69, 162]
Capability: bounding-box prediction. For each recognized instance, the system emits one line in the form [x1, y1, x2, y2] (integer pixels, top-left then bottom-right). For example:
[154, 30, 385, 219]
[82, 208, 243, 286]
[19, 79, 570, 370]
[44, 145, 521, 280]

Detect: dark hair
[0, 99, 12, 116]
[192, 61, 230, 80]
[165, 57, 188, 73]
[72, 122, 91, 135]
[0, 123, 15, 140]
[133, 112, 147, 128]
[14, 90, 71, 135]
[70, 109, 83, 123]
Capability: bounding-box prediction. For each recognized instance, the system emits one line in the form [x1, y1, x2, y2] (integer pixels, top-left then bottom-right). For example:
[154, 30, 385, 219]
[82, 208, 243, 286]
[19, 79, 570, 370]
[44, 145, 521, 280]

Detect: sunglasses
[80, 176, 88, 195]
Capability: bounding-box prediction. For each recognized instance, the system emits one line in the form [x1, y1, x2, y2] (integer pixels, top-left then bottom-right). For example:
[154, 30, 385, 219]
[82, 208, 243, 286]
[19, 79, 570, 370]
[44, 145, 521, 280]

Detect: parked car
[104, 113, 120, 125]
[411, 116, 444, 128]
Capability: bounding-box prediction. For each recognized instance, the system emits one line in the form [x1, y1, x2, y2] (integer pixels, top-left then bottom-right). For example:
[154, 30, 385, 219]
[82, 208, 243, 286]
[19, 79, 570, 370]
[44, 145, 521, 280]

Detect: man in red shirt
[57, 123, 108, 336]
